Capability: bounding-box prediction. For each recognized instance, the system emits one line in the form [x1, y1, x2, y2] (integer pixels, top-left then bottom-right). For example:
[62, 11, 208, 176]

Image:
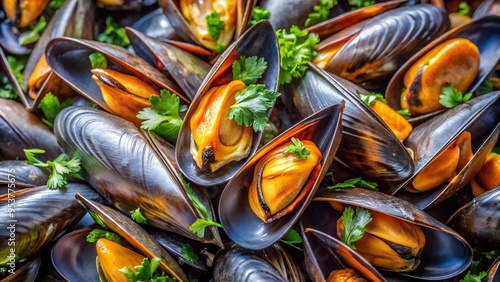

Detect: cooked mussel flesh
[2, 0, 49, 28]
[95, 238, 146, 282]
[471, 151, 500, 196]
[248, 138, 322, 223]
[327, 268, 366, 282]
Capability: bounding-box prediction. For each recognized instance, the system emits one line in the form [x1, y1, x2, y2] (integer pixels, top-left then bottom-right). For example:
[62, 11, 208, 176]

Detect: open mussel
[390, 92, 500, 209]
[219, 103, 343, 250]
[448, 186, 500, 251]
[312, 188, 472, 280]
[281, 63, 414, 182]
[176, 20, 278, 186]
[2, 0, 49, 28]
[471, 147, 500, 196]
[45, 37, 185, 126]
[386, 16, 500, 122]
[158, 0, 257, 52]
[313, 4, 449, 90]
[54, 106, 223, 247]
[0, 98, 60, 161]
[0, 183, 101, 265]
[212, 241, 304, 282]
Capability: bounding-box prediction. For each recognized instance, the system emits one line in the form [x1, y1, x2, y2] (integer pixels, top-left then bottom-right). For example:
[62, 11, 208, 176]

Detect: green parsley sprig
[18, 16, 47, 46]
[283, 138, 310, 160]
[89, 52, 108, 69]
[137, 90, 187, 144]
[181, 243, 199, 262]
[87, 229, 122, 244]
[348, 0, 375, 9]
[7, 56, 26, 88]
[119, 257, 175, 282]
[232, 56, 268, 86]
[49, 0, 66, 9]
[276, 26, 319, 86]
[97, 16, 130, 47]
[359, 92, 387, 106]
[328, 177, 378, 191]
[476, 79, 494, 96]
[280, 229, 303, 251]
[181, 175, 222, 238]
[439, 83, 473, 108]
[206, 10, 226, 52]
[260, 121, 278, 146]
[396, 109, 411, 119]
[341, 207, 372, 249]
[24, 149, 82, 189]
[131, 208, 147, 224]
[458, 1, 471, 16]
[250, 7, 270, 26]
[459, 271, 487, 282]
[227, 84, 280, 132]
[38, 92, 72, 130]
[305, 0, 337, 27]
[89, 211, 106, 228]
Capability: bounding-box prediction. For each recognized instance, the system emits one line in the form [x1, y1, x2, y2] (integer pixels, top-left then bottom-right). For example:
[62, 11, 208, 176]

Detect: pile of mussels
[0, 0, 499, 281]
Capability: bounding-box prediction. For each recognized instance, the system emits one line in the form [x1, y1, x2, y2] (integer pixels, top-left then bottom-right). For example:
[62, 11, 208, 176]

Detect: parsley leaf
[0, 74, 17, 99]
[439, 83, 473, 108]
[89, 211, 106, 228]
[130, 208, 147, 224]
[260, 121, 278, 146]
[97, 16, 130, 47]
[459, 271, 487, 282]
[280, 229, 303, 251]
[38, 93, 72, 130]
[24, 149, 82, 189]
[459, 1, 471, 16]
[181, 243, 199, 262]
[328, 177, 378, 191]
[181, 175, 222, 238]
[305, 0, 337, 27]
[341, 207, 372, 249]
[232, 56, 268, 86]
[87, 229, 122, 244]
[119, 257, 176, 282]
[396, 109, 411, 119]
[475, 79, 494, 96]
[227, 84, 280, 132]
[283, 138, 310, 160]
[206, 10, 226, 52]
[18, 16, 47, 46]
[137, 90, 187, 144]
[49, 0, 66, 9]
[348, 0, 375, 9]
[249, 6, 270, 26]
[89, 52, 108, 69]
[276, 26, 319, 86]
[491, 146, 500, 156]
[359, 92, 387, 107]
[7, 56, 26, 88]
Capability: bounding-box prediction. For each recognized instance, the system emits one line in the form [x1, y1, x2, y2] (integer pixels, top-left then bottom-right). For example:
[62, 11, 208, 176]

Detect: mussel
[219, 103, 343, 250]
[176, 20, 279, 186]
[0, 161, 47, 193]
[312, 188, 472, 280]
[54, 106, 223, 247]
[471, 149, 500, 196]
[2, 0, 49, 28]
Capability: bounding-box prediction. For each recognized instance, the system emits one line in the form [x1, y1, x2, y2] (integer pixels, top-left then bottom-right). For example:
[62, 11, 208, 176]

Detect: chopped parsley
[341, 207, 372, 249]
[439, 82, 473, 108]
[305, 0, 338, 27]
[328, 177, 378, 191]
[283, 138, 310, 160]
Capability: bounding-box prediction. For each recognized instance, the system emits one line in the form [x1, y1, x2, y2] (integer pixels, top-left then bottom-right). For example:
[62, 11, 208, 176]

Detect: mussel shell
[0, 161, 48, 192]
[19, 0, 95, 110]
[448, 186, 500, 251]
[281, 63, 414, 181]
[473, 0, 500, 18]
[386, 16, 500, 122]
[126, 27, 211, 100]
[0, 256, 41, 282]
[219, 103, 343, 250]
[53, 106, 222, 247]
[51, 227, 99, 282]
[321, 4, 449, 90]
[391, 92, 500, 209]
[313, 188, 472, 280]
[176, 20, 279, 187]
[0, 19, 30, 55]
[75, 193, 189, 282]
[486, 256, 500, 282]
[0, 184, 102, 265]
[212, 242, 304, 282]
[300, 206, 386, 282]
[45, 37, 186, 111]
[129, 8, 177, 40]
[0, 99, 61, 161]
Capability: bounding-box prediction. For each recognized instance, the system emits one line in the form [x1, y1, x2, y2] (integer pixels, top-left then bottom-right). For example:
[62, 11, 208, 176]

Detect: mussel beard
[2, 0, 49, 28]
[189, 80, 253, 173]
[401, 38, 480, 115]
[95, 238, 144, 282]
[248, 141, 322, 223]
[91, 68, 160, 126]
[180, 0, 237, 51]
[337, 210, 426, 272]
[410, 131, 473, 192]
